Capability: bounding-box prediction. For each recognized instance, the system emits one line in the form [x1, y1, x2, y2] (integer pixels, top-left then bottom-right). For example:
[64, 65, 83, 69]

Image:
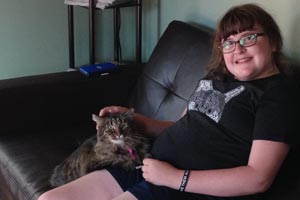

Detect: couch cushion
[130, 21, 213, 121]
[0, 126, 95, 200]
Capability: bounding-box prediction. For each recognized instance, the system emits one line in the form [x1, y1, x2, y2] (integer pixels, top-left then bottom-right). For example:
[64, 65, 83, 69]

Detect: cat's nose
[115, 134, 123, 139]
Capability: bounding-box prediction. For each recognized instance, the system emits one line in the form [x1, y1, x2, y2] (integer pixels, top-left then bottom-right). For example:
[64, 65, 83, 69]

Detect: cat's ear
[92, 114, 105, 126]
[125, 108, 135, 119]
[127, 108, 134, 114]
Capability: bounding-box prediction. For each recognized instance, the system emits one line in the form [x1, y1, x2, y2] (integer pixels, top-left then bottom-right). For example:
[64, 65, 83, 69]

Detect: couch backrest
[129, 20, 213, 121]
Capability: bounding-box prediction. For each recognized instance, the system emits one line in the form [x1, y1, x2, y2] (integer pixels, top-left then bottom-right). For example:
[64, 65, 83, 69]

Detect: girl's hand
[99, 106, 129, 117]
[95, 106, 130, 130]
[141, 158, 182, 188]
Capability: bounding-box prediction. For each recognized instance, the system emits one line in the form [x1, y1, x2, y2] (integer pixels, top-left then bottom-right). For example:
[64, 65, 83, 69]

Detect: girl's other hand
[141, 158, 182, 188]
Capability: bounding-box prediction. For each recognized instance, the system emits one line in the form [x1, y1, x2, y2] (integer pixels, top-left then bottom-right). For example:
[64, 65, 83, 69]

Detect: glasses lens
[240, 34, 256, 47]
[222, 41, 234, 53]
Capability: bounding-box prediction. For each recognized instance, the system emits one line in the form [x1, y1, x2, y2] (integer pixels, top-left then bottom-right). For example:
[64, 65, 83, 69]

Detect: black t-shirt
[150, 74, 300, 199]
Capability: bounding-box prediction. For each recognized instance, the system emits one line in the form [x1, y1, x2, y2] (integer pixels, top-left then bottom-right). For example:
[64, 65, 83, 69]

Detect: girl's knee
[37, 190, 58, 200]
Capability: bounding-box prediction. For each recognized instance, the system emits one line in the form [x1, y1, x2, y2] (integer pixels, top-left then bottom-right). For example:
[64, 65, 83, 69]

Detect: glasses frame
[219, 33, 265, 54]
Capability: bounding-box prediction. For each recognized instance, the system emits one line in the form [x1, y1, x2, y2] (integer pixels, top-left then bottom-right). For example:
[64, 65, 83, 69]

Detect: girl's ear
[271, 43, 277, 53]
[92, 114, 105, 126]
[268, 37, 277, 53]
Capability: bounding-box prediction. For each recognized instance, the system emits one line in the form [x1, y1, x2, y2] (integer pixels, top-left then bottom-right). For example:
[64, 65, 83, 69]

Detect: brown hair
[206, 4, 288, 80]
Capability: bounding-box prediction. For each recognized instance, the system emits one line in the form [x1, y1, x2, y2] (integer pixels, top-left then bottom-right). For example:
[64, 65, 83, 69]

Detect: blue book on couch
[79, 62, 118, 76]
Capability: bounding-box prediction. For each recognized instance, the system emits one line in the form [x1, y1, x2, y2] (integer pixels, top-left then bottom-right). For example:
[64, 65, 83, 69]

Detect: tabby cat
[49, 109, 151, 187]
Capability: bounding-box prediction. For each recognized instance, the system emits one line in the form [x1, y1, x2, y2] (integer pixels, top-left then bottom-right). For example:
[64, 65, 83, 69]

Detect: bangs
[219, 10, 256, 39]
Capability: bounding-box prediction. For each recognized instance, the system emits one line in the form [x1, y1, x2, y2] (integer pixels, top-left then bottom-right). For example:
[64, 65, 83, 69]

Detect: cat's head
[92, 108, 135, 146]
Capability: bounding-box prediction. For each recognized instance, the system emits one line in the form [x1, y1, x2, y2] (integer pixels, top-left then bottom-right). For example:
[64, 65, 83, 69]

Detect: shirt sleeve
[253, 83, 300, 148]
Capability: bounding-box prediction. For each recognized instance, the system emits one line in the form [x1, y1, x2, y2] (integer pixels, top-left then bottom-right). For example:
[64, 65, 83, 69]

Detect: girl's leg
[38, 170, 124, 200]
[112, 191, 137, 200]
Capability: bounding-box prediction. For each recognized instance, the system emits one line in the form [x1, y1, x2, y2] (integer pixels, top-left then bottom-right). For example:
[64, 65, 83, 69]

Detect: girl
[39, 4, 299, 200]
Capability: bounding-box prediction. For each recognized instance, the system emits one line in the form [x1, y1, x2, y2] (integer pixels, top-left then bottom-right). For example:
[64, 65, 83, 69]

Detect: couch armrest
[0, 66, 141, 134]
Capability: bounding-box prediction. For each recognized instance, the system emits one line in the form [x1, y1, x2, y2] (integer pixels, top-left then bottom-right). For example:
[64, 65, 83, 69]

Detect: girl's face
[222, 25, 279, 81]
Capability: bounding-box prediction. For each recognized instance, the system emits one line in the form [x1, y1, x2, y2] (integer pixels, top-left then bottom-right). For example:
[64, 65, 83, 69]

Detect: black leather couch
[0, 20, 299, 200]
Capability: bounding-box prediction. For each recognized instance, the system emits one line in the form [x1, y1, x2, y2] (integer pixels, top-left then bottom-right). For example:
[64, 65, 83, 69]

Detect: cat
[49, 108, 151, 187]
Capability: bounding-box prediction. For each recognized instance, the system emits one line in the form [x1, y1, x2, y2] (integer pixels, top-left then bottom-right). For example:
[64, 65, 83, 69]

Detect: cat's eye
[108, 128, 116, 133]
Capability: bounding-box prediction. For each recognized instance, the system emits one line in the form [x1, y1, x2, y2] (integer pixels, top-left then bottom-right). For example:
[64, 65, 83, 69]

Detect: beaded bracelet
[179, 170, 190, 192]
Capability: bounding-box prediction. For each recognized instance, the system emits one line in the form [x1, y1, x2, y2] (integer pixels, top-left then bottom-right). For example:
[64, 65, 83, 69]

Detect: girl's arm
[142, 140, 289, 197]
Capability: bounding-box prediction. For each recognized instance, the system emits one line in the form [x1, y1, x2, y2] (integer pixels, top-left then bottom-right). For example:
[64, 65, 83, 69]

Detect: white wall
[0, 0, 299, 80]
[0, 0, 69, 79]
[143, 0, 300, 63]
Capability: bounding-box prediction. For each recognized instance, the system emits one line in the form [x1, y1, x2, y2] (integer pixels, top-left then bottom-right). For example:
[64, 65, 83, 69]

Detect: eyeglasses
[219, 33, 264, 54]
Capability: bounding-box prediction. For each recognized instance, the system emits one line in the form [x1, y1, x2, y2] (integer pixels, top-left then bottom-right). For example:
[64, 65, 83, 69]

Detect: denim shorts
[105, 166, 200, 200]
[106, 166, 154, 200]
